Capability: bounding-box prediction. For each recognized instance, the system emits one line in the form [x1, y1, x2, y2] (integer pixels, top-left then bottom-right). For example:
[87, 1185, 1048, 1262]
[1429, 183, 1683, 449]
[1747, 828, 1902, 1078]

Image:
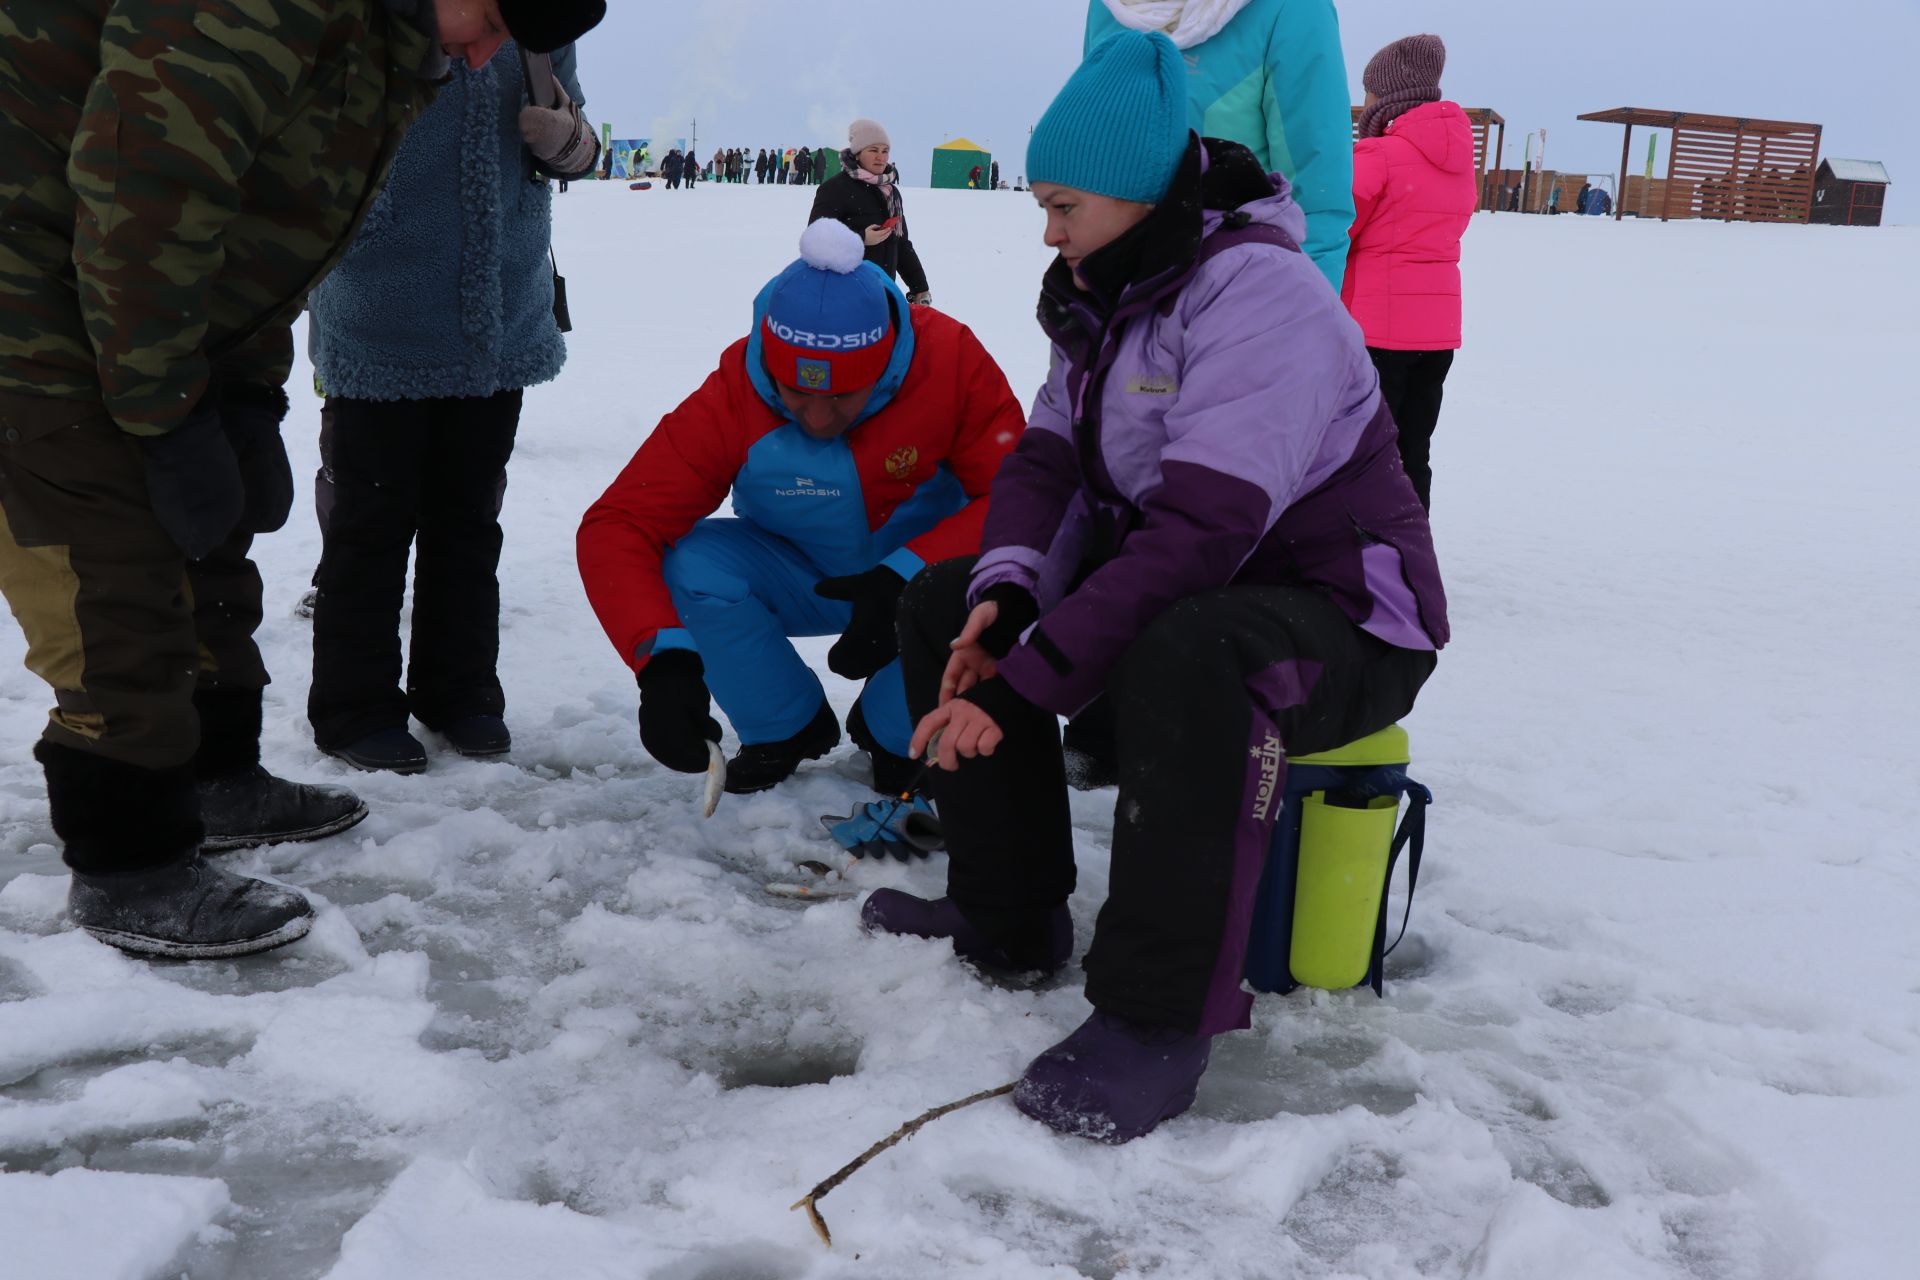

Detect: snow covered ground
[2, 184, 1916, 1280]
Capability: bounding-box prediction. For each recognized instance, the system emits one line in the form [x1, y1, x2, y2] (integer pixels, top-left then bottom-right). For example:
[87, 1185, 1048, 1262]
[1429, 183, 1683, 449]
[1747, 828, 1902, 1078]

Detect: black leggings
[1369, 348, 1455, 512]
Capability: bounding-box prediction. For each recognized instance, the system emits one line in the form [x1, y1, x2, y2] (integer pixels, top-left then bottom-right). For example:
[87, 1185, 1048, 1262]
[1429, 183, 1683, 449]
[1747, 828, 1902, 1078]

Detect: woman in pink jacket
[1343, 35, 1477, 510]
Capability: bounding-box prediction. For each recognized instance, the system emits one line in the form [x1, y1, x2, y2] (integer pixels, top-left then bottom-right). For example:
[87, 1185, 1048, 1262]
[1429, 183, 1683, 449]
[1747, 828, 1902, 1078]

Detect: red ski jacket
[579, 304, 1025, 671]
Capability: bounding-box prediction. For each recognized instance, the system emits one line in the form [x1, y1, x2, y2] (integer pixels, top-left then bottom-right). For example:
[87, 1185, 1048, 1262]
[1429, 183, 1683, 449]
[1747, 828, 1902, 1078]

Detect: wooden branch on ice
[790, 1081, 1018, 1247]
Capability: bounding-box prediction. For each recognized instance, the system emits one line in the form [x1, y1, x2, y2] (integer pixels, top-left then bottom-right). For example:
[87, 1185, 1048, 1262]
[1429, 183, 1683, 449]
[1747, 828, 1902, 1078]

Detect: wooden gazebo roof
[1577, 108, 1823, 224]
[1579, 108, 1818, 135]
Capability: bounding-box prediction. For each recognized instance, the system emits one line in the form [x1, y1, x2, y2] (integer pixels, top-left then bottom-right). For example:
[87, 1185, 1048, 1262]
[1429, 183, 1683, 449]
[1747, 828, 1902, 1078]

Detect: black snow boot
[847, 698, 921, 796]
[724, 699, 840, 795]
[324, 728, 429, 775]
[197, 767, 369, 853]
[68, 854, 315, 960]
[194, 688, 368, 851]
[36, 740, 315, 959]
[435, 713, 511, 759]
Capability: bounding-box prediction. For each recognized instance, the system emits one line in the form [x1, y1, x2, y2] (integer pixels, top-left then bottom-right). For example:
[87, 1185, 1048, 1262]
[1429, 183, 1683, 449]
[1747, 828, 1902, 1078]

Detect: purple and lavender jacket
[971, 164, 1449, 718]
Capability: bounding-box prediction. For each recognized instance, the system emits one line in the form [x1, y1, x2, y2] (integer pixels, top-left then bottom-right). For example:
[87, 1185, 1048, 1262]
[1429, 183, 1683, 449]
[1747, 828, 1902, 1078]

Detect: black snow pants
[313, 399, 508, 540]
[308, 391, 520, 749]
[1368, 348, 1455, 512]
[899, 557, 1435, 1035]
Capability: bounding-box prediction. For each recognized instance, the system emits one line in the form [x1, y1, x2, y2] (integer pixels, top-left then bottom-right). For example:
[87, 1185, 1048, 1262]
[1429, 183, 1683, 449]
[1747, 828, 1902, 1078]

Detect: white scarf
[1098, 0, 1258, 50]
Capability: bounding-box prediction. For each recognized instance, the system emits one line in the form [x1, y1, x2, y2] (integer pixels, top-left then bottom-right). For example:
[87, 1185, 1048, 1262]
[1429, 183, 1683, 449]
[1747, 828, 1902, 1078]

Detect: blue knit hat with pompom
[762, 220, 896, 394]
[1027, 30, 1189, 204]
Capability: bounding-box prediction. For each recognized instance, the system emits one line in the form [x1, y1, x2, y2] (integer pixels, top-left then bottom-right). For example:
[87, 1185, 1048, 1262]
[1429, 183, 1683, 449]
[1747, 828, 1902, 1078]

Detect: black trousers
[314, 400, 507, 540]
[899, 558, 1435, 1035]
[1368, 348, 1455, 512]
[308, 391, 520, 749]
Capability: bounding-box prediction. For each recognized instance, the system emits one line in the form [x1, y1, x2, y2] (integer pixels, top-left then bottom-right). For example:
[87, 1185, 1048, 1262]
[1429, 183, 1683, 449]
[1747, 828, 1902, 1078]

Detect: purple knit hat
[1358, 34, 1446, 139]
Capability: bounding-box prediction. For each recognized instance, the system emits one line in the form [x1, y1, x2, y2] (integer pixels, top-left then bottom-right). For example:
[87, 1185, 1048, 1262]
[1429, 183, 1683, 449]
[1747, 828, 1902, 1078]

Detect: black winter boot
[847, 698, 921, 796]
[194, 688, 368, 851]
[724, 700, 840, 795]
[198, 767, 369, 852]
[435, 713, 511, 758]
[68, 854, 314, 959]
[323, 728, 429, 775]
[36, 740, 314, 959]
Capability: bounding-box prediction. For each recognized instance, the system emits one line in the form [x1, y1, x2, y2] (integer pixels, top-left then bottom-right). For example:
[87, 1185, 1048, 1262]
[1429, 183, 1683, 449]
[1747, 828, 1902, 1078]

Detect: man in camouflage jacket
[0, 0, 605, 959]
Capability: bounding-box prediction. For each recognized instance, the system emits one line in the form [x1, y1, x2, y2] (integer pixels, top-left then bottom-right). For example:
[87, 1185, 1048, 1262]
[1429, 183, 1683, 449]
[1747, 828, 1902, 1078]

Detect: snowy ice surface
[2, 185, 1917, 1280]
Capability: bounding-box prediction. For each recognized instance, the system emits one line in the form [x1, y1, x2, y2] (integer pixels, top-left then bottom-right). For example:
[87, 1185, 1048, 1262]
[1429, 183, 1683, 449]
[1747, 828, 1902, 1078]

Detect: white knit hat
[849, 118, 891, 153]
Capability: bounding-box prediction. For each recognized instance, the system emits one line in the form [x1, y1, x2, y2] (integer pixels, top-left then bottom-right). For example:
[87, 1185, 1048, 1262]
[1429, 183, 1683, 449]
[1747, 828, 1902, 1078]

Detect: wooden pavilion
[1577, 109, 1822, 224]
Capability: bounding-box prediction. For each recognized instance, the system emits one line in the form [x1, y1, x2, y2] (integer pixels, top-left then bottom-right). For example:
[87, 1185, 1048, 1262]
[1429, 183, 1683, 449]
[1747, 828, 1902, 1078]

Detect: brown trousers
[0, 392, 267, 770]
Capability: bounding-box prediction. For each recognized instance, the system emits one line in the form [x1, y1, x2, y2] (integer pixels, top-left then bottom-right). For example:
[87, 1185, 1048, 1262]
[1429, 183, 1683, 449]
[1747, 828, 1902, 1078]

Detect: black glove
[139, 407, 243, 561]
[636, 649, 722, 773]
[814, 565, 907, 680]
[975, 583, 1040, 660]
[219, 386, 293, 535]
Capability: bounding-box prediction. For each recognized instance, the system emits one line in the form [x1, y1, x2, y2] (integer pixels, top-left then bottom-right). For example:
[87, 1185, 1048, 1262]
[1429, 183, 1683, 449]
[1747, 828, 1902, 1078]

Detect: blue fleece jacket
[309, 43, 585, 401]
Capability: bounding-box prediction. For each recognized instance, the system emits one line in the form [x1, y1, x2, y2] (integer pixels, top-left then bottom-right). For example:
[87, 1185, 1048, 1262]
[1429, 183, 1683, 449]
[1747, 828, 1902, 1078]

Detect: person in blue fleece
[306, 42, 600, 773]
[1084, 0, 1354, 292]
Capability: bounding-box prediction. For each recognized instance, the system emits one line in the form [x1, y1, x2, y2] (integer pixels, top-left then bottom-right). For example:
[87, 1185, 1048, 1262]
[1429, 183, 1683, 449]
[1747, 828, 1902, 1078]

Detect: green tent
[930, 138, 992, 190]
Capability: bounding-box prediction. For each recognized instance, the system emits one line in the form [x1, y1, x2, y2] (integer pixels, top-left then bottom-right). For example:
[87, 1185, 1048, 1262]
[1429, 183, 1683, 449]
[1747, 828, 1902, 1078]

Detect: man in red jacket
[578, 221, 1025, 795]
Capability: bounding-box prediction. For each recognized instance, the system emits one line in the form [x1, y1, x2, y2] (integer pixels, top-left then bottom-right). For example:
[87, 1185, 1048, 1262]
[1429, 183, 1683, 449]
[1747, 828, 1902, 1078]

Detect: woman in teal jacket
[1085, 0, 1354, 291]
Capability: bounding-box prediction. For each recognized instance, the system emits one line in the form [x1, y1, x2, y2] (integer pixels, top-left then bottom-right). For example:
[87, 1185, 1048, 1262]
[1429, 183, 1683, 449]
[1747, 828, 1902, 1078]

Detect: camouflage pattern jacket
[0, 0, 446, 437]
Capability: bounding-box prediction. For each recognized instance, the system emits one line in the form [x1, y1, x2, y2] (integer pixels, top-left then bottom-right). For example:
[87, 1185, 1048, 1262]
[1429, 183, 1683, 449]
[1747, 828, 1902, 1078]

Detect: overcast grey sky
[573, 1, 1911, 222]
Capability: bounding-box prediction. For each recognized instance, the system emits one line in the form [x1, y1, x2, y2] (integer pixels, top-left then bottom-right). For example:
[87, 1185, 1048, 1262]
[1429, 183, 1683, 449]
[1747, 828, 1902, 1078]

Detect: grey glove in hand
[519, 80, 599, 178]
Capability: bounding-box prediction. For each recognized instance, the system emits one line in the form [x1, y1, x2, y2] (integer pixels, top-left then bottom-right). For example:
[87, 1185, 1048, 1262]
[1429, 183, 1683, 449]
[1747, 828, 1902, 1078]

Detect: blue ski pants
[661, 518, 912, 755]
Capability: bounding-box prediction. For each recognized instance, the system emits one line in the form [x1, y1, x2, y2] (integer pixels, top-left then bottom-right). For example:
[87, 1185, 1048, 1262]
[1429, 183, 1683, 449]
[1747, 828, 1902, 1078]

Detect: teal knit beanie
[1027, 30, 1189, 204]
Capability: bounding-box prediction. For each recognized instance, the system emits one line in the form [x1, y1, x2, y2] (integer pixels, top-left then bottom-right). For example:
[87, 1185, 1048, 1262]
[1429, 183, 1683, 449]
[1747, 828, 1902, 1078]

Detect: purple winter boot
[860, 889, 1072, 973]
[1013, 1011, 1213, 1142]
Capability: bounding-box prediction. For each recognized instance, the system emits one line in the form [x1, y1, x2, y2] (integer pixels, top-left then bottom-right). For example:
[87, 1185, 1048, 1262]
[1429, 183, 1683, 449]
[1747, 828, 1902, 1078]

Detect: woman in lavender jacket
[862, 31, 1449, 1143]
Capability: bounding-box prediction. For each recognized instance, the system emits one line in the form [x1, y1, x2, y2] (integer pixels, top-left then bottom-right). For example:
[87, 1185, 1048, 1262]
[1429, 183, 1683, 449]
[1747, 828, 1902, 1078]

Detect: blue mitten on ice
[823, 793, 943, 861]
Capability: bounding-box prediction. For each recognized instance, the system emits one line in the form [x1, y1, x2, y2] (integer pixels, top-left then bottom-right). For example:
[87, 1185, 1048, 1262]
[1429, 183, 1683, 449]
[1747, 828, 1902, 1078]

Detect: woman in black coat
[808, 117, 930, 303]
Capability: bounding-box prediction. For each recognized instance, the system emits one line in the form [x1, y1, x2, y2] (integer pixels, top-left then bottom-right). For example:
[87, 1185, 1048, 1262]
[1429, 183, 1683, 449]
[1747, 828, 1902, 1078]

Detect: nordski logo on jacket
[1250, 730, 1284, 822]
[776, 475, 843, 497]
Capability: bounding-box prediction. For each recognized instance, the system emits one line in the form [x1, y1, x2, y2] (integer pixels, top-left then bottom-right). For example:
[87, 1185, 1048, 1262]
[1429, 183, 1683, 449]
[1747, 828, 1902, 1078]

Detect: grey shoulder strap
[521, 50, 558, 109]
